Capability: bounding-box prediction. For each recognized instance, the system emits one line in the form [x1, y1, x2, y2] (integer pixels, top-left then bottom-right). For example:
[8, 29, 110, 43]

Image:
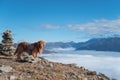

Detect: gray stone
[80, 66, 85, 71]
[49, 63, 53, 67]
[38, 65, 44, 69]
[20, 52, 37, 63]
[0, 65, 13, 72]
[9, 75, 17, 80]
[83, 78, 88, 80]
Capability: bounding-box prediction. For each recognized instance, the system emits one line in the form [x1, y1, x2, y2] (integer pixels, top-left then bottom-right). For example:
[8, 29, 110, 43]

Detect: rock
[49, 63, 54, 67]
[26, 55, 34, 62]
[98, 73, 110, 80]
[20, 52, 36, 63]
[9, 75, 17, 80]
[37, 65, 44, 69]
[68, 63, 76, 67]
[0, 65, 13, 72]
[83, 78, 88, 80]
[80, 66, 86, 71]
[87, 71, 97, 75]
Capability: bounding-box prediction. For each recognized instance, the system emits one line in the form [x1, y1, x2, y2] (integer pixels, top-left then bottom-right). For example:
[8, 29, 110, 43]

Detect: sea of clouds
[41, 50, 120, 80]
[49, 47, 75, 51]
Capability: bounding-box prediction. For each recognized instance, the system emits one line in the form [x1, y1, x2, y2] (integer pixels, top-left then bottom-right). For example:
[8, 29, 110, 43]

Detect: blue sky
[0, 0, 120, 42]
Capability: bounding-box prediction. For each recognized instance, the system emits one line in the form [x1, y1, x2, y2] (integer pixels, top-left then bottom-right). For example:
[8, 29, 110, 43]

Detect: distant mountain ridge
[46, 37, 120, 52]
[76, 37, 120, 52]
[46, 41, 77, 49]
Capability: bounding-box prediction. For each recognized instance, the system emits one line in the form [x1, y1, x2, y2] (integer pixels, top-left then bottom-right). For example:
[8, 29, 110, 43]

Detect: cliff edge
[0, 56, 110, 80]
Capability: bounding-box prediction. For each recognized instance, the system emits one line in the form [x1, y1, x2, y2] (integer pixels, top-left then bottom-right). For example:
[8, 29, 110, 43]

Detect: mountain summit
[46, 37, 120, 52]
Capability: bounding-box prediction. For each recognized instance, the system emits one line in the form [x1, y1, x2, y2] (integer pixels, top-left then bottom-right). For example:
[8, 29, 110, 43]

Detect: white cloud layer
[67, 19, 120, 38]
[42, 24, 61, 30]
[42, 19, 120, 38]
[41, 50, 120, 80]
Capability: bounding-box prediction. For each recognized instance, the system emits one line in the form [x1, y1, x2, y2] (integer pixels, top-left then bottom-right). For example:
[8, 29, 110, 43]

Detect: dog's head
[34, 40, 46, 53]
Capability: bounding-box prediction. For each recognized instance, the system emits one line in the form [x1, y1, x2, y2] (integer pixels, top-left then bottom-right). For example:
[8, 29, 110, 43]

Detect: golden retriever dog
[14, 40, 46, 60]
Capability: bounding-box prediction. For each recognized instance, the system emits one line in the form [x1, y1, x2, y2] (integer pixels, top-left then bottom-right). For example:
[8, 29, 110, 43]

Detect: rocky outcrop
[18, 52, 36, 63]
[0, 30, 15, 56]
[0, 56, 110, 80]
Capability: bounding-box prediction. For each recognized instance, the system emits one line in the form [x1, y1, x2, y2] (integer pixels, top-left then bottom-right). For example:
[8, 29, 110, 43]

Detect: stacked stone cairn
[0, 30, 15, 56]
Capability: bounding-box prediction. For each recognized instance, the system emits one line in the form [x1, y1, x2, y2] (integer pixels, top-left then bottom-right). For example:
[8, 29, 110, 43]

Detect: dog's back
[14, 42, 29, 55]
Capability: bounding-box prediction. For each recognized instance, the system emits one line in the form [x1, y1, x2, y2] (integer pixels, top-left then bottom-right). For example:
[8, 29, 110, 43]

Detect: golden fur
[14, 40, 46, 60]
